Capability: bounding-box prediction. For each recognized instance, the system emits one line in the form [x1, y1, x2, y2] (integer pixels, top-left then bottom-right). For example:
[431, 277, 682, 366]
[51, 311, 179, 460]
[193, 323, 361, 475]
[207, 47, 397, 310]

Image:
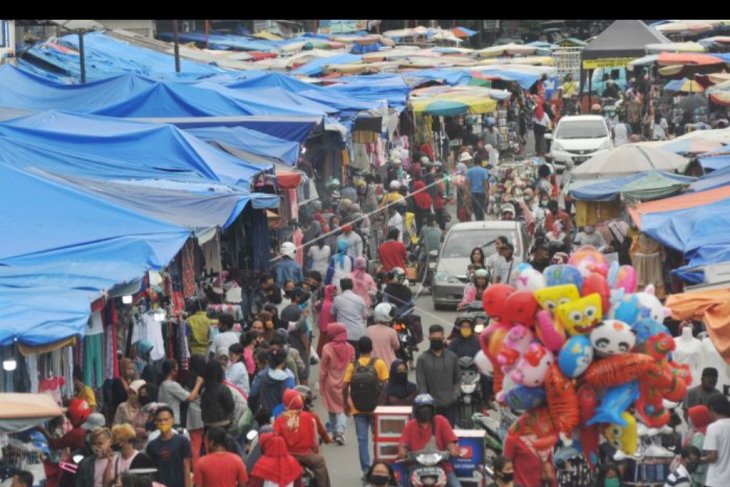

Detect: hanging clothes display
[200, 232, 223, 274]
[84, 311, 104, 389]
[181, 240, 197, 297]
[131, 312, 166, 362]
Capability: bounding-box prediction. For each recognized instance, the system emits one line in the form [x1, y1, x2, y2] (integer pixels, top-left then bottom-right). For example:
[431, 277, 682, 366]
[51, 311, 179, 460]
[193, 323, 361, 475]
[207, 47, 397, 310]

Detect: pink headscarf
[350, 256, 375, 308]
[327, 323, 354, 369]
[319, 284, 336, 335]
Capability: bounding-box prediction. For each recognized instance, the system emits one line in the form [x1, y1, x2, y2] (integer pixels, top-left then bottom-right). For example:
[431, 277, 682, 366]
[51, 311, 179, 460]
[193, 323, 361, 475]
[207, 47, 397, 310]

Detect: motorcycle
[393, 319, 416, 368]
[407, 449, 451, 487]
[456, 301, 489, 332]
[472, 412, 504, 463]
[416, 247, 439, 291]
[456, 356, 482, 429]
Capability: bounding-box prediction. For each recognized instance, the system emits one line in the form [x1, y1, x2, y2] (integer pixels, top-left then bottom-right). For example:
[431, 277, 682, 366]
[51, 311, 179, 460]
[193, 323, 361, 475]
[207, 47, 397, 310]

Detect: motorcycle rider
[447, 317, 480, 359]
[457, 268, 489, 311]
[366, 303, 400, 368]
[382, 268, 414, 318]
[397, 394, 463, 487]
[417, 215, 443, 284]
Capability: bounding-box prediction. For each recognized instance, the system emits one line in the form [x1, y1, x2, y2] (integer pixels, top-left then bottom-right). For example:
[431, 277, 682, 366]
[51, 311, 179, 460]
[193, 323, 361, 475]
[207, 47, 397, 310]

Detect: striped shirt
[663, 465, 691, 487]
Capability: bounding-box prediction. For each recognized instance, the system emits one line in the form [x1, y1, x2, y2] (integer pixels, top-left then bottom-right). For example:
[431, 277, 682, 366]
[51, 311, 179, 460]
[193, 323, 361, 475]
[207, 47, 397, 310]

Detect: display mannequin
[673, 322, 703, 388]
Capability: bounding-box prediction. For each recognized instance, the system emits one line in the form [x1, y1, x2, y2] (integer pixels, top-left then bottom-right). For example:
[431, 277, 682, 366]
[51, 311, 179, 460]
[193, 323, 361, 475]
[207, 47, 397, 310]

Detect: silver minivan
[432, 221, 530, 309]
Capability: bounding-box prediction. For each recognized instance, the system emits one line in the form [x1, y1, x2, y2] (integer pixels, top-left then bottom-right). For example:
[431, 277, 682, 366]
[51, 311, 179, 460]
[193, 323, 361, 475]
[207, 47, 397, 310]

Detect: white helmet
[374, 302, 395, 323]
[280, 242, 297, 259]
[389, 180, 401, 190]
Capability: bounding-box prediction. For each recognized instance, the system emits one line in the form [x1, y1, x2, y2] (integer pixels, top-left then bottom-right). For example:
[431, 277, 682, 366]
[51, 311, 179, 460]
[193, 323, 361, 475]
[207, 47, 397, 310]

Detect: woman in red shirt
[193, 427, 248, 487]
[274, 390, 332, 487]
[249, 433, 303, 487]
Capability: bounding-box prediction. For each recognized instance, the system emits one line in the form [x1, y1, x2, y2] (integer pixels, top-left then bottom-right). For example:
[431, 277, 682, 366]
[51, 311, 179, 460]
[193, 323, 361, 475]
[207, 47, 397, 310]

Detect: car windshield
[556, 120, 608, 139]
[441, 229, 518, 259]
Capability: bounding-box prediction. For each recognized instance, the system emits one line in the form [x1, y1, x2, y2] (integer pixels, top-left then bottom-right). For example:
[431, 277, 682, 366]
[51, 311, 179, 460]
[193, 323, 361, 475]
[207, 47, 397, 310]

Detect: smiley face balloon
[604, 412, 638, 455]
[555, 293, 603, 336]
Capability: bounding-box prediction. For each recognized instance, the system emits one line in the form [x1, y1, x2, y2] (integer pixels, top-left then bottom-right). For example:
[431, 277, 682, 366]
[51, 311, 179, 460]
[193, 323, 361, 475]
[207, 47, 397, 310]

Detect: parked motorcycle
[394, 319, 416, 368]
[407, 449, 451, 487]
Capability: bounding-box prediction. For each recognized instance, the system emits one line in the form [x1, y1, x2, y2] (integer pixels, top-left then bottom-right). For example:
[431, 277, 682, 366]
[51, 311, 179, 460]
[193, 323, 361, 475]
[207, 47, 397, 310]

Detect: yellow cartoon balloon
[555, 293, 603, 336]
[534, 284, 581, 313]
[603, 412, 638, 456]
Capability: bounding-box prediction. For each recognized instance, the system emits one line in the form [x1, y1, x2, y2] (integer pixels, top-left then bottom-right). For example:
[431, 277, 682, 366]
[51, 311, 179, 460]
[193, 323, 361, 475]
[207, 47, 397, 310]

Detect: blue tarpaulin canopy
[186, 126, 301, 166]
[24, 31, 225, 81]
[698, 151, 730, 171]
[326, 74, 410, 111]
[291, 53, 363, 76]
[0, 111, 270, 188]
[157, 31, 283, 52]
[690, 166, 730, 192]
[470, 67, 543, 90]
[569, 171, 694, 201]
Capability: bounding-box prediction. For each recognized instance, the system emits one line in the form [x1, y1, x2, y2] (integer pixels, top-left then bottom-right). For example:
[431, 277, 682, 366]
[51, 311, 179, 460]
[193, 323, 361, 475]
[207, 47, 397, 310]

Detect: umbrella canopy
[452, 27, 477, 39]
[663, 78, 704, 93]
[409, 85, 499, 116]
[569, 170, 694, 201]
[0, 393, 63, 433]
[658, 137, 725, 155]
[571, 145, 690, 180]
[477, 43, 538, 58]
[706, 80, 730, 106]
[628, 54, 659, 69]
[657, 52, 725, 66]
[656, 21, 715, 34]
[646, 41, 706, 53]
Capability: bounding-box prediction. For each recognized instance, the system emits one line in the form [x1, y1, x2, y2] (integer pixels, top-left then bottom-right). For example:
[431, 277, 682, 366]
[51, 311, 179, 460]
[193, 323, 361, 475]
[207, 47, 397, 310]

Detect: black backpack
[349, 358, 382, 412]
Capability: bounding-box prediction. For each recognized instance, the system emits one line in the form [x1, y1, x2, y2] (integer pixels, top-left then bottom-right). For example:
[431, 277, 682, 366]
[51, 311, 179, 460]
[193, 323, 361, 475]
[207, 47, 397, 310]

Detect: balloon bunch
[480, 246, 691, 466]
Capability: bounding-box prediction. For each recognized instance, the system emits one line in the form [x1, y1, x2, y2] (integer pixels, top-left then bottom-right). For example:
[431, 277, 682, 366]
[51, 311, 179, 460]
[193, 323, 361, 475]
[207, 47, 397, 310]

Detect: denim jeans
[327, 412, 347, 435]
[354, 414, 374, 474]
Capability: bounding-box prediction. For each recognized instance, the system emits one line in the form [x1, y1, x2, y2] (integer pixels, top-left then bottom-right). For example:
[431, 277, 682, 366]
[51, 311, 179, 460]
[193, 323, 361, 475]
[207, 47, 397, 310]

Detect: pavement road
[309, 289, 460, 484]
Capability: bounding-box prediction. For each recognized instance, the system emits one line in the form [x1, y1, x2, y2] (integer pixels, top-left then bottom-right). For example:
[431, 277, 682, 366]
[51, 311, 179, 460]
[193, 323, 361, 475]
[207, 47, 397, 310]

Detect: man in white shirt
[486, 236, 508, 283]
[331, 278, 368, 351]
[702, 394, 730, 487]
[388, 207, 405, 243]
[341, 224, 363, 258]
[494, 242, 521, 285]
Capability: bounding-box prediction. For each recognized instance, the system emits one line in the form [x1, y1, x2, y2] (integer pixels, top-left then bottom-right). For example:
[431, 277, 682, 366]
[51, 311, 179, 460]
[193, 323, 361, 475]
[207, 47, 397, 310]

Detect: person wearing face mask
[113, 381, 150, 450]
[146, 406, 192, 487]
[208, 314, 240, 362]
[104, 423, 147, 487]
[528, 245, 551, 273]
[664, 446, 701, 487]
[486, 456, 514, 487]
[383, 359, 418, 406]
[458, 268, 489, 311]
[447, 318, 480, 359]
[593, 463, 622, 487]
[280, 288, 312, 384]
[397, 394, 463, 487]
[75, 427, 114, 487]
[486, 236, 508, 282]
[416, 325, 461, 426]
[364, 461, 397, 487]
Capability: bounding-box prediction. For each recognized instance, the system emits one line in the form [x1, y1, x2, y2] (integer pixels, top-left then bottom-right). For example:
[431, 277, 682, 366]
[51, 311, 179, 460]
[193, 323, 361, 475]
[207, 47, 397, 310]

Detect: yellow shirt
[343, 356, 389, 415]
[562, 80, 578, 97]
[76, 386, 97, 409]
[188, 311, 212, 356]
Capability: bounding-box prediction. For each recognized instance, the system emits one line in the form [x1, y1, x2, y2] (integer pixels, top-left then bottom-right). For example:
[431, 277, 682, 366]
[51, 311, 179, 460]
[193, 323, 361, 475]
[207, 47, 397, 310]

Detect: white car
[549, 115, 613, 170]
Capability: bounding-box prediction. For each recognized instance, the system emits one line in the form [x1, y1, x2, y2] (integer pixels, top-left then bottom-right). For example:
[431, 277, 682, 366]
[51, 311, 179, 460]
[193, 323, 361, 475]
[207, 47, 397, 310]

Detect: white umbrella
[477, 43, 537, 58]
[570, 145, 689, 180]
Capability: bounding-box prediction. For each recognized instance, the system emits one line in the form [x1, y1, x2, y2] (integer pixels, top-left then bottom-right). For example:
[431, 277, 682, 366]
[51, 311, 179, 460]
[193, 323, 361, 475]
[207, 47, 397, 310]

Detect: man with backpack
[343, 337, 390, 478]
[416, 325, 461, 426]
[248, 348, 295, 416]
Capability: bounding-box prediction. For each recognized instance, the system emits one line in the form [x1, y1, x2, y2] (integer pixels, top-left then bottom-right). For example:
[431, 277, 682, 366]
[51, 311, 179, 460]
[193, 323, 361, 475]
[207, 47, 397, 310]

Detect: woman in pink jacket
[318, 323, 355, 445]
[316, 285, 337, 357]
[349, 256, 378, 309]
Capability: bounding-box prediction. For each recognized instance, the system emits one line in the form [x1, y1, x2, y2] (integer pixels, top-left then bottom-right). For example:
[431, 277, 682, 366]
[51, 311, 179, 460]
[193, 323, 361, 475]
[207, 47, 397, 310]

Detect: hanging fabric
[200, 232, 223, 274]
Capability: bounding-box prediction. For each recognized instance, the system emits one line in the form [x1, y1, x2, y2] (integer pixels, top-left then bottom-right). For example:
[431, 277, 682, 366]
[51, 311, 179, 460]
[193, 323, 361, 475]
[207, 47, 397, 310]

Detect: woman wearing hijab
[319, 323, 355, 445]
[348, 256, 378, 309]
[685, 405, 712, 487]
[316, 285, 337, 357]
[411, 180, 433, 235]
[382, 359, 418, 406]
[274, 390, 332, 487]
[325, 238, 354, 290]
[249, 433, 303, 487]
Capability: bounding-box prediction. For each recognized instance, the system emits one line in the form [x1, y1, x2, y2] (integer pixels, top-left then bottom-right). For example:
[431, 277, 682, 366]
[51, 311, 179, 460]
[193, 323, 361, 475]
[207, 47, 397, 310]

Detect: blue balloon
[558, 335, 594, 378]
[607, 261, 620, 287]
[544, 264, 583, 289]
[587, 381, 639, 426]
[504, 385, 547, 412]
[612, 294, 641, 325]
[632, 318, 671, 344]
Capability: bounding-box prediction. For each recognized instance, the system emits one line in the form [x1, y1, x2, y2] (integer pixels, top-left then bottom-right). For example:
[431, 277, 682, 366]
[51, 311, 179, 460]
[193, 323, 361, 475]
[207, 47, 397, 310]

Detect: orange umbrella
[628, 185, 730, 227]
[657, 52, 725, 66]
[666, 289, 730, 364]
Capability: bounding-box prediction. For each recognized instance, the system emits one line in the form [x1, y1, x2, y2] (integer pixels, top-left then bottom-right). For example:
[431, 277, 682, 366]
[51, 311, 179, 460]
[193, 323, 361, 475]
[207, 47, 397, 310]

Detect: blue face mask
[604, 478, 620, 487]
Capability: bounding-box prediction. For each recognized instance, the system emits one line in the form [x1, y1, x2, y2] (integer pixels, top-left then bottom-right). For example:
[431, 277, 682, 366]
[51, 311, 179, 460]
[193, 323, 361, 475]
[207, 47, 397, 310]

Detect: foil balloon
[611, 294, 641, 325]
[534, 284, 580, 313]
[545, 364, 579, 435]
[635, 285, 671, 323]
[535, 310, 567, 352]
[514, 265, 547, 292]
[504, 385, 547, 412]
[635, 380, 670, 428]
[558, 335, 594, 378]
[582, 272, 610, 315]
[509, 406, 559, 448]
[604, 412, 638, 455]
[643, 332, 675, 361]
[555, 293, 603, 336]
[497, 325, 534, 369]
[504, 290, 539, 326]
[613, 266, 637, 294]
[511, 343, 554, 387]
[590, 320, 636, 357]
[543, 264, 583, 289]
[569, 245, 608, 277]
[577, 385, 600, 468]
[587, 381, 639, 426]
[474, 350, 493, 376]
[482, 284, 516, 320]
[632, 318, 671, 344]
[582, 353, 654, 389]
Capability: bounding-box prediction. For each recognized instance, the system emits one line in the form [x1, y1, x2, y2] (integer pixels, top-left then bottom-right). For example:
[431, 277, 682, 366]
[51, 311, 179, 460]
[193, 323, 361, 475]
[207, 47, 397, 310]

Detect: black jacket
[200, 382, 234, 424]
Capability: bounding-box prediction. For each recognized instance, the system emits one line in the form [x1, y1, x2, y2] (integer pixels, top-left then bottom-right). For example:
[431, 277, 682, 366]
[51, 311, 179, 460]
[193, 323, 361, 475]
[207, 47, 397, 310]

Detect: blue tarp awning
[157, 32, 283, 52]
[291, 53, 363, 76]
[690, 167, 730, 192]
[0, 111, 269, 188]
[186, 126, 301, 166]
[570, 171, 694, 201]
[470, 67, 543, 90]
[698, 152, 730, 171]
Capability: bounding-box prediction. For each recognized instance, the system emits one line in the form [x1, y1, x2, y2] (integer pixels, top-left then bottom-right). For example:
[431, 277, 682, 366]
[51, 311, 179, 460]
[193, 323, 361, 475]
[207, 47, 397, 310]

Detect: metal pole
[78, 32, 86, 84]
[172, 20, 181, 73]
[204, 19, 209, 49]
